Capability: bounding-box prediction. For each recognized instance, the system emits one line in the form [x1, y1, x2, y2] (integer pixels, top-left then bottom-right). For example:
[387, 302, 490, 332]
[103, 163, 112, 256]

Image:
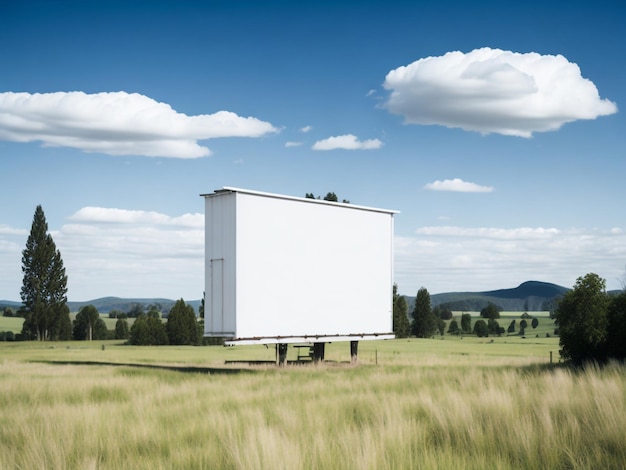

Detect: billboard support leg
[276, 343, 288, 366]
[313, 342, 325, 362]
[350, 340, 359, 364]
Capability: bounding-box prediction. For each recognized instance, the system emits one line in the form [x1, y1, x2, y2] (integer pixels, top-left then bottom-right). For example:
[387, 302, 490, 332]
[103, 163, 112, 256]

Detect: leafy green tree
[520, 319, 528, 330]
[20, 205, 70, 341]
[3, 307, 15, 317]
[411, 287, 437, 338]
[108, 309, 126, 319]
[129, 314, 168, 345]
[199, 294, 205, 319]
[447, 319, 460, 335]
[555, 273, 609, 365]
[147, 309, 161, 319]
[305, 192, 349, 203]
[433, 305, 453, 320]
[392, 284, 410, 338]
[0, 331, 15, 341]
[166, 298, 200, 345]
[127, 304, 144, 318]
[531, 317, 539, 329]
[437, 317, 446, 336]
[73, 305, 106, 341]
[487, 318, 501, 335]
[480, 302, 500, 320]
[114, 318, 130, 340]
[461, 313, 472, 334]
[473, 319, 488, 337]
[606, 292, 626, 360]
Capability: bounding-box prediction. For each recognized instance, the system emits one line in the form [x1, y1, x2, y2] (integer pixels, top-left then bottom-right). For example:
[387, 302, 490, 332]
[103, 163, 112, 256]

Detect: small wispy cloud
[312, 134, 383, 151]
[424, 178, 494, 193]
[285, 141, 302, 147]
[300, 125, 312, 133]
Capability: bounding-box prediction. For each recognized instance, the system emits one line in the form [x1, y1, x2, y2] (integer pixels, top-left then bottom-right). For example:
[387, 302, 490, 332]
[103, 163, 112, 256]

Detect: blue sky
[1, 0, 624, 301]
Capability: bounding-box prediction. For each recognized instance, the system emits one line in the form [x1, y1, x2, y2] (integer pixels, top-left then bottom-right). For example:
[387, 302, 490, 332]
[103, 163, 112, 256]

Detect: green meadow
[2, 329, 626, 470]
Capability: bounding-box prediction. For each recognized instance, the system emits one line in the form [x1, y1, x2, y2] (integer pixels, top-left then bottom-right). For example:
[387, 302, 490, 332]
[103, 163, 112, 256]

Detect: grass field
[2, 334, 625, 469]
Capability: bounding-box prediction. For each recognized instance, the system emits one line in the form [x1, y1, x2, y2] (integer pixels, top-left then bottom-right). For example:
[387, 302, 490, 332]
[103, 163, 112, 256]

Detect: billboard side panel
[234, 193, 393, 339]
[204, 193, 237, 336]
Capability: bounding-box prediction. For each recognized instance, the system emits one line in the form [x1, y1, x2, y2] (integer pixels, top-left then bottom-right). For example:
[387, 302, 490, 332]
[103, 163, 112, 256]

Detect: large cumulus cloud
[0, 91, 278, 158]
[383, 48, 617, 137]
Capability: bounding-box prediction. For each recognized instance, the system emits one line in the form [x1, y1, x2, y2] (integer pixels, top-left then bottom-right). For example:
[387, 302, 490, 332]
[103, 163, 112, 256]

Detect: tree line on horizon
[392, 286, 541, 339]
[393, 274, 626, 365]
[6, 204, 626, 365]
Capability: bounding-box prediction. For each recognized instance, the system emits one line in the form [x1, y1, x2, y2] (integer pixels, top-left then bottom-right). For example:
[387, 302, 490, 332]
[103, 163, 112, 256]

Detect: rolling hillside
[405, 281, 570, 312]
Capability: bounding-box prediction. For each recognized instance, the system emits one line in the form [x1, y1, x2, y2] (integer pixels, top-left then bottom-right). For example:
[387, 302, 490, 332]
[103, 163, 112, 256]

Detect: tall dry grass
[1, 341, 625, 469]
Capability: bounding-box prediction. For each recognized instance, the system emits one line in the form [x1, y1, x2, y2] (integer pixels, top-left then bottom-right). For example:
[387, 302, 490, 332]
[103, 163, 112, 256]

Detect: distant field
[0, 315, 137, 334]
[0, 316, 24, 333]
[2, 336, 625, 469]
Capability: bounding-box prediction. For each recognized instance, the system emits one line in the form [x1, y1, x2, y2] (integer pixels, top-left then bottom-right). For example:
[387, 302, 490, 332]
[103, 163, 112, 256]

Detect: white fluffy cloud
[395, 226, 626, 295]
[0, 91, 278, 158]
[383, 48, 618, 137]
[68, 207, 203, 227]
[424, 178, 494, 193]
[312, 134, 383, 151]
[59, 207, 205, 299]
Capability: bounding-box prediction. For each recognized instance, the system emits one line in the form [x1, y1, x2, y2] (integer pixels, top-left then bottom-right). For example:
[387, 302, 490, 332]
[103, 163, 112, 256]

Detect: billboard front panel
[234, 192, 394, 339]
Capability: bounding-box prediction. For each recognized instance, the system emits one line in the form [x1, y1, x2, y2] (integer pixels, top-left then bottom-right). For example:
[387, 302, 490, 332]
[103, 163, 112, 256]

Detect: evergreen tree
[507, 319, 516, 334]
[392, 284, 410, 338]
[411, 287, 437, 337]
[199, 294, 205, 319]
[447, 319, 460, 335]
[20, 205, 70, 341]
[114, 318, 130, 340]
[166, 298, 200, 345]
[461, 313, 472, 334]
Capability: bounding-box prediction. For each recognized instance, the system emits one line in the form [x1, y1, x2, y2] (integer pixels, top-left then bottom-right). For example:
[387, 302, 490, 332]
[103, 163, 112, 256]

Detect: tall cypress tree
[411, 287, 437, 338]
[20, 205, 70, 341]
[166, 298, 199, 345]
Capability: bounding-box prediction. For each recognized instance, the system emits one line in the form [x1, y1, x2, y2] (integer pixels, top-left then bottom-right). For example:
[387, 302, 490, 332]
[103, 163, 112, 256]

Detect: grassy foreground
[1, 338, 625, 469]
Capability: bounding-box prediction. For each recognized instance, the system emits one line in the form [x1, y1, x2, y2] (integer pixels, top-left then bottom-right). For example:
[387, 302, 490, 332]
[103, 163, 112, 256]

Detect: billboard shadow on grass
[31, 360, 252, 375]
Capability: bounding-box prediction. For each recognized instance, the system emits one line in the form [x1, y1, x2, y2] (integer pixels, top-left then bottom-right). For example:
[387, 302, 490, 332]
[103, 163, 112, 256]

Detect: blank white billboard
[202, 187, 397, 343]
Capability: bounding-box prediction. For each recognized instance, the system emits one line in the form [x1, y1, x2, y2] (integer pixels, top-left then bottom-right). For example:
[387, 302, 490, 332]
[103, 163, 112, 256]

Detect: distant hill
[405, 281, 570, 313]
